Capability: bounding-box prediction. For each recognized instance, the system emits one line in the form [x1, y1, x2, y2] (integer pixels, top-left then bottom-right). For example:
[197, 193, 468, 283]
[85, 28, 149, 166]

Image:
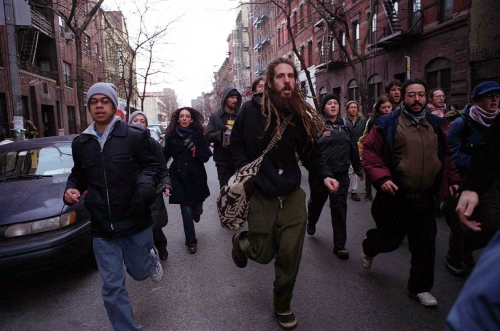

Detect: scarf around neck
[469, 104, 500, 128]
[428, 103, 446, 117]
[402, 106, 427, 126]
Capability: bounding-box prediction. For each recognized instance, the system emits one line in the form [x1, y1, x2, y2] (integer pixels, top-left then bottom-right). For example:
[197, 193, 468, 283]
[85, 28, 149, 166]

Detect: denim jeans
[180, 203, 203, 246]
[93, 226, 157, 331]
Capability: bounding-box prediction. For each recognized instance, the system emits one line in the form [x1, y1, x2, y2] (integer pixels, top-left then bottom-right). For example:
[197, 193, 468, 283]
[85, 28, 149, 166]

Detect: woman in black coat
[129, 110, 171, 261]
[163, 107, 212, 254]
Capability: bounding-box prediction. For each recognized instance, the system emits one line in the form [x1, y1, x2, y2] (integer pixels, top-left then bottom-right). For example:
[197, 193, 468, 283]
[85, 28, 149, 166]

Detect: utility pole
[2, 0, 30, 140]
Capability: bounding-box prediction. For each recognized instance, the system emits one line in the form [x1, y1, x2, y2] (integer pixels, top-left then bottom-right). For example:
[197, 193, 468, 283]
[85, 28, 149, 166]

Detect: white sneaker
[360, 250, 373, 269]
[150, 259, 163, 283]
[407, 291, 438, 307]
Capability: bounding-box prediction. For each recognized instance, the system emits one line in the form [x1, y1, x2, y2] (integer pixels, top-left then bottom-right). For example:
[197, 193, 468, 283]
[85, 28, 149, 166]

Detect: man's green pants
[239, 187, 307, 312]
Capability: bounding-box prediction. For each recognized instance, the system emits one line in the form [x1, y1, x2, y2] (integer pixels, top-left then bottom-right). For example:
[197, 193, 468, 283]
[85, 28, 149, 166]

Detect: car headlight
[4, 211, 77, 238]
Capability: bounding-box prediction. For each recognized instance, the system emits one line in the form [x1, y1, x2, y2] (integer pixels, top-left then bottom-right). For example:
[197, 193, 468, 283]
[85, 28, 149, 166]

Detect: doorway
[42, 105, 57, 137]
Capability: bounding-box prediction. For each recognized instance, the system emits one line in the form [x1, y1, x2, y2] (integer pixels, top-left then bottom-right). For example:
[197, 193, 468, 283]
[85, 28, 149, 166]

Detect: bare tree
[52, 0, 105, 129]
[102, 0, 178, 120]
[249, 0, 320, 110]
[308, 0, 378, 113]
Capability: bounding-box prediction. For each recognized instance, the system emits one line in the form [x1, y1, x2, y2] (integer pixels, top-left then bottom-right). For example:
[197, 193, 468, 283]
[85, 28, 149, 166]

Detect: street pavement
[0, 159, 470, 331]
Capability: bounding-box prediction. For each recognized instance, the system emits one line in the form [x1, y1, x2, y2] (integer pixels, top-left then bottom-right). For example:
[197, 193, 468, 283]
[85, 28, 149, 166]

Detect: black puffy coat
[150, 137, 171, 229]
[163, 127, 212, 205]
[66, 120, 160, 238]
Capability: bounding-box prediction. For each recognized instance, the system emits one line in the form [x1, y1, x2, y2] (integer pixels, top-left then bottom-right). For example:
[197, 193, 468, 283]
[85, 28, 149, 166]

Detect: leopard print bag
[217, 115, 292, 230]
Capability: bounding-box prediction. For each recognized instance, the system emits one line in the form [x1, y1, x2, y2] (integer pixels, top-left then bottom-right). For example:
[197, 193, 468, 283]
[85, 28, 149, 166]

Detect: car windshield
[0, 143, 73, 179]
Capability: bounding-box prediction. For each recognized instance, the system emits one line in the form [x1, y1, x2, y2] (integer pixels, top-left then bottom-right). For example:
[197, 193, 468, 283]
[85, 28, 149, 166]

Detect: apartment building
[0, 0, 136, 138]
[239, 0, 498, 114]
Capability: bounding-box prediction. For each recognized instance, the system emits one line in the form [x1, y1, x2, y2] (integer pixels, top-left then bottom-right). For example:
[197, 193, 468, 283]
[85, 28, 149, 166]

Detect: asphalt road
[0, 159, 469, 331]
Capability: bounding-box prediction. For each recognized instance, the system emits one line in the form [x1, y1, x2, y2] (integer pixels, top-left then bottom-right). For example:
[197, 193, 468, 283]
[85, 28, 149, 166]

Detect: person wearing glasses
[360, 79, 461, 307]
[64, 82, 163, 331]
[441, 81, 500, 278]
[428, 88, 447, 118]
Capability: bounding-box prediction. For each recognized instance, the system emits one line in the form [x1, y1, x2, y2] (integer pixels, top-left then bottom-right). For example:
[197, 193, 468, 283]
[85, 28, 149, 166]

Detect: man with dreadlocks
[230, 57, 339, 330]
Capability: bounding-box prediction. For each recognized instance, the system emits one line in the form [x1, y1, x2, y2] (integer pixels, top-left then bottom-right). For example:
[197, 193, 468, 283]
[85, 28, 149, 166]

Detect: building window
[299, 4, 304, 30]
[300, 45, 305, 69]
[411, 0, 422, 26]
[59, 16, 68, 37]
[292, 11, 297, 34]
[0, 93, 9, 138]
[277, 28, 281, 46]
[439, 0, 453, 22]
[329, 36, 334, 60]
[63, 61, 72, 88]
[67, 106, 77, 134]
[368, 74, 382, 114]
[95, 43, 99, 57]
[348, 79, 359, 103]
[370, 13, 377, 44]
[352, 21, 359, 52]
[84, 34, 91, 53]
[426, 57, 451, 102]
[307, 41, 313, 67]
[318, 41, 323, 63]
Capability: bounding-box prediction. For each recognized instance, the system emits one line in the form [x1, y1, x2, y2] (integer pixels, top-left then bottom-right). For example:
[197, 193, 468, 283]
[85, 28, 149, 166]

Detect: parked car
[0, 135, 93, 277]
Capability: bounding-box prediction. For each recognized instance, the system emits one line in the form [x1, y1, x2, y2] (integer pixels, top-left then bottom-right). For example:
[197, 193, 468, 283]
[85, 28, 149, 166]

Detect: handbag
[217, 114, 293, 230]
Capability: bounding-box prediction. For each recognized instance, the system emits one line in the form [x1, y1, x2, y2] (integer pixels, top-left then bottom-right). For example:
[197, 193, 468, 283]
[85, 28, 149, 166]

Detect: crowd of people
[61, 59, 500, 330]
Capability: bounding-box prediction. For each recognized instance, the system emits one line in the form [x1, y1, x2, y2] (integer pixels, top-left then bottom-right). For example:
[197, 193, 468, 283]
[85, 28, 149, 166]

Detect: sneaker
[351, 193, 361, 201]
[232, 231, 248, 268]
[445, 258, 465, 277]
[274, 310, 297, 330]
[187, 244, 197, 254]
[360, 249, 373, 269]
[149, 259, 163, 283]
[306, 222, 316, 236]
[333, 246, 349, 260]
[462, 253, 476, 269]
[158, 248, 169, 261]
[407, 291, 438, 307]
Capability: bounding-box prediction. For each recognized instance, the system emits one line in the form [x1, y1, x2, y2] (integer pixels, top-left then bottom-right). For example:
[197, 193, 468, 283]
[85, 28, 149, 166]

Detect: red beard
[268, 87, 302, 114]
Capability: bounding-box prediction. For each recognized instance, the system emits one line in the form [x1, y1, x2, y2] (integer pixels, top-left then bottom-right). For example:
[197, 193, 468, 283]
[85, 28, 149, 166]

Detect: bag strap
[262, 114, 293, 155]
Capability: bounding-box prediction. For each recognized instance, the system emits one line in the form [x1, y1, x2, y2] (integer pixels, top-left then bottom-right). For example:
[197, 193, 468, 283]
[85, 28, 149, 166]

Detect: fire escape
[17, 4, 57, 81]
[253, 14, 269, 76]
[372, 0, 424, 50]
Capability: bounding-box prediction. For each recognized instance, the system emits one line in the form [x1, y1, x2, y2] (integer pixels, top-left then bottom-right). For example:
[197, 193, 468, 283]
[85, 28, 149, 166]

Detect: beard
[268, 86, 302, 114]
[404, 100, 426, 113]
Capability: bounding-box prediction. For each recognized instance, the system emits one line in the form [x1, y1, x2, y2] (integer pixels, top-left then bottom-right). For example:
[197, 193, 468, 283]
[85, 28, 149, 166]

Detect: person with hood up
[129, 111, 171, 261]
[163, 107, 212, 254]
[64, 82, 163, 331]
[307, 94, 364, 260]
[206, 86, 242, 188]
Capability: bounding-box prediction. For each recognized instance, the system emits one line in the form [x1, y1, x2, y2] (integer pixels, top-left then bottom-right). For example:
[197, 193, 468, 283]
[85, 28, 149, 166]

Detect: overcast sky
[107, 0, 239, 106]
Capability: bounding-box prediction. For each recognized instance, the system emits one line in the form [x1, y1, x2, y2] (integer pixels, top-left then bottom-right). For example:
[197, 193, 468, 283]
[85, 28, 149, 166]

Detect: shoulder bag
[217, 114, 293, 230]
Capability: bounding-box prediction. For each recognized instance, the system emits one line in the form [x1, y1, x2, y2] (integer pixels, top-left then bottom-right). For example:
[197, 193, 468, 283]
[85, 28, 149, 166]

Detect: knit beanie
[345, 100, 360, 111]
[129, 110, 149, 126]
[226, 89, 240, 98]
[86, 82, 118, 111]
[320, 94, 341, 113]
[472, 81, 500, 101]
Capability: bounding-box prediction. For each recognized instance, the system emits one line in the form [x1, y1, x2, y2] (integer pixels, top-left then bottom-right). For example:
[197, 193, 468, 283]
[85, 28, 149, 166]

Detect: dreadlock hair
[261, 57, 323, 142]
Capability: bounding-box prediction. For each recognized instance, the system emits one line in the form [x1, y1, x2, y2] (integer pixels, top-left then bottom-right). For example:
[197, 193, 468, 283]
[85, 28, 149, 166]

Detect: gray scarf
[402, 106, 427, 126]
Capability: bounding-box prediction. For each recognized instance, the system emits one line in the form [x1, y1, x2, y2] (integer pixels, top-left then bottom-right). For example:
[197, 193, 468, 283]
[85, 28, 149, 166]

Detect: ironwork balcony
[18, 61, 59, 82]
[30, 8, 54, 38]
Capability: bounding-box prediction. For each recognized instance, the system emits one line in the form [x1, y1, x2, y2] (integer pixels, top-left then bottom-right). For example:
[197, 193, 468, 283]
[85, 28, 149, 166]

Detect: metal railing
[18, 61, 59, 82]
[30, 8, 54, 38]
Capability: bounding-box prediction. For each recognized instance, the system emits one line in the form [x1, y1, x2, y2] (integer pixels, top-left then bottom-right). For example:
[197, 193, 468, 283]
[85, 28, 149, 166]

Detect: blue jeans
[180, 203, 203, 246]
[93, 226, 157, 331]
